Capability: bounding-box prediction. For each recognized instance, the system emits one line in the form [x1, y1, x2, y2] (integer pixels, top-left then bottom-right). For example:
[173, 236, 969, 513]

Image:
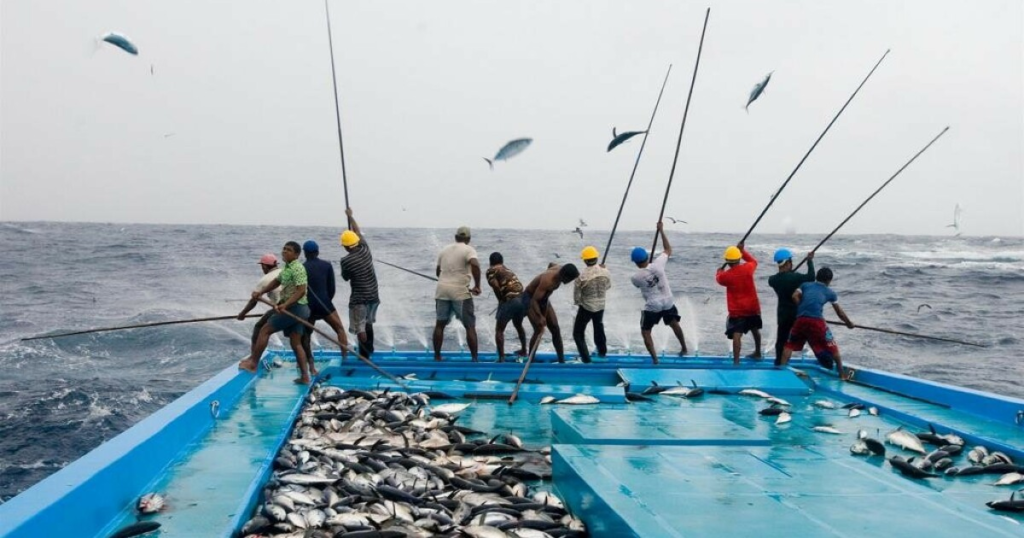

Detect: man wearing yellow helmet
[340, 208, 380, 359]
[572, 246, 611, 363]
[716, 242, 762, 365]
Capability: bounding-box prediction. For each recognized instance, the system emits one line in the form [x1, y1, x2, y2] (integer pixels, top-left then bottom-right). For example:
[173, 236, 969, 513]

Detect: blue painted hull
[0, 350, 1021, 537]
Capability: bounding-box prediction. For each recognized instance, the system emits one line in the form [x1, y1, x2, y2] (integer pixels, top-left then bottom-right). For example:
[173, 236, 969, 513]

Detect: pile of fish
[239, 384, 587, 537]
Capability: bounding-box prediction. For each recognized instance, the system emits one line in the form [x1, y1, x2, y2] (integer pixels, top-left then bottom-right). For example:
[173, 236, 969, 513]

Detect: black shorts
[725, 315, 762, 337]
[641, 306, 681, 332]
[496, 297, 526, 325]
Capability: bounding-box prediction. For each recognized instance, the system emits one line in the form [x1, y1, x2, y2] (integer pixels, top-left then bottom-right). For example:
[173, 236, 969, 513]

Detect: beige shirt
[574, 264, 611, 312]
[255, 268, 282, 305]
[435, 242, 478, 301]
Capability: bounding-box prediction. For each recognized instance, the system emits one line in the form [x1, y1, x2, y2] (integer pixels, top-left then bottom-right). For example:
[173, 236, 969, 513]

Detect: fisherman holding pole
[630, 222, 687, 364]
[486, 252, 528, 362]
[778, 267, 855, 380]
[521, 263, 580, 364]
[767, 248, 815, 364]
[300, 240, 349, 372]
[716, 242, 763, 364]
[573, 246, 611, 363]
[236, 253, 281, 353]
[340, 208, 380, 359]
[433, 226, 482, 362]
[239, 242, 315, 384]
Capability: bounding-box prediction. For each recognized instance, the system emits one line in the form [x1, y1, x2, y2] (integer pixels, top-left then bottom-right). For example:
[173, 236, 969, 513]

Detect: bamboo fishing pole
[825, 320, 987, 348]
[738, 49, 890, 245]
[508, 326, 546, 405]
[256, 297, 408, 386]
[794, 126, 949, 271]
[601, 64, 673, 266]
[377, 259, 438, 281]
[22, 314, 263, 341]
[650, 8, 710, 258]
[324, 0, 352, 229]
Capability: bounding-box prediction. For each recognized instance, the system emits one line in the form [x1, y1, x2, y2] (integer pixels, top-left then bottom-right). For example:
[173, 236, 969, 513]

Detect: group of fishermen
[235, 214, 855, 384]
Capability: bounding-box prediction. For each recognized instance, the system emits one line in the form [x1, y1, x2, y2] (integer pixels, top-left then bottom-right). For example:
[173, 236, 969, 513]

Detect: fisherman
[485, 252, 527, 362]
[300, 240, 348, 372]
[521, 263, 580, 363]
[630, 222, 687, 363]
[433, 226, 482, 362]
[767, 248, 815, 365]
[572, 246, 611, 363]
[339, 208, 380, 359]
[236, 253, 281, 354]
[778, 267, 855, 380]
[716, 243, 762, 365]
[239, 241, 314, 384]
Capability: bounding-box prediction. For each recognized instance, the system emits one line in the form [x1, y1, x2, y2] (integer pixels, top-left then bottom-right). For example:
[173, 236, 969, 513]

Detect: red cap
[258, 253, 278, 266]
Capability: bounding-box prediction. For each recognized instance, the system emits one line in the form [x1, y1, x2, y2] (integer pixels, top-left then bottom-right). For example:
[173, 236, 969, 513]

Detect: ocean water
[0, 221, 1021, 500]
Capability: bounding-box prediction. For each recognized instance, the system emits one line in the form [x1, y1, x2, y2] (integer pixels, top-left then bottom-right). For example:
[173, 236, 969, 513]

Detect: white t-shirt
[630, 253, 674, 311]
[435, 243, 478, 301]
[255, 268, 282, 305]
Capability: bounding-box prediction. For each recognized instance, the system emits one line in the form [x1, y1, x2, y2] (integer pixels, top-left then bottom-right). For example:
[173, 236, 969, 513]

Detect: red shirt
[715, 249, 761, 316]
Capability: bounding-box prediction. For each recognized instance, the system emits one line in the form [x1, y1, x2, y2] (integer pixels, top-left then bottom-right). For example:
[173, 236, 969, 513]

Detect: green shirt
[767, 259, 814, 322]
[277, 259, 308, 306]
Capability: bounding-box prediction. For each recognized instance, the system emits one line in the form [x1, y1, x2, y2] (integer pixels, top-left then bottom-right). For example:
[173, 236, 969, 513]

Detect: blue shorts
[268, 304, 310, 337]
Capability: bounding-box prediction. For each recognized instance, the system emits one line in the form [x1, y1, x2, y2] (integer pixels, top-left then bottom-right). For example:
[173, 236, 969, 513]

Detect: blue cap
[774, 248, 793, 264]
[303, 240, 320, 253]
[630, 247, 649, 264]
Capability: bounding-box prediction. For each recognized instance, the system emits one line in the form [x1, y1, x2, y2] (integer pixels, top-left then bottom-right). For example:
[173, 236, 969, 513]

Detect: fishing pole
[650, 8, 710, 258]
[508, 326, 546, 405]
[601, 64, 673, 266]
[256, 297, 408, 386]
[825, 320, 988, 348]
[324, 0, 352, 228]
[738, 49, 890, 245]
[21, 314, 263, 341]
[376, 259, 438, 282]
[794, 126, 949, 270]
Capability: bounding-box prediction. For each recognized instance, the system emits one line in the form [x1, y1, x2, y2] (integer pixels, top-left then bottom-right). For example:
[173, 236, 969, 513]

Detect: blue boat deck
[1, 350, 1021, 538]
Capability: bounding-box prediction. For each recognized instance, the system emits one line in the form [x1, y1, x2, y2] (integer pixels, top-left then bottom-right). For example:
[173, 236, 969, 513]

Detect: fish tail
[483, 157, 493, 170]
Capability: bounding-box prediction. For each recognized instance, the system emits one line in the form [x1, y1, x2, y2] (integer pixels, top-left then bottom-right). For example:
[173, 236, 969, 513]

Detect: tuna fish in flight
[607, 128, 646, 152]
[745, 71, 773, 112]
[484, 138, 532, 170]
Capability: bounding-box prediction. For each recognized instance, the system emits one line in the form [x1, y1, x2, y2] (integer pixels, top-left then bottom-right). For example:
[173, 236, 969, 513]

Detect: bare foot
[746, 353, 763, 360]
[293, 377, 310, 385]
[310, 365, 319, 376]
[516, 349, 527, 357]
[652, 358, 660, 365]
[238, 361, 257, 373]
[434, 357, 443, 362]
[498, 357, 505, 363]
[679, 349, 688, 357]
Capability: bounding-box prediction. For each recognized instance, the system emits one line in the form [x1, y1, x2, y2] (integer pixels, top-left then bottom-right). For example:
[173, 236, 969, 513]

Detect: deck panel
[617, 367, 812, 395]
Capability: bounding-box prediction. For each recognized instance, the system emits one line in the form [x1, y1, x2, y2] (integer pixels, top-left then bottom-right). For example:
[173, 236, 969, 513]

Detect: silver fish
[767, 396, 791, 407]
[484, 138, 532, 170]
[136, 492, 165, 514]
[868, 406, 879, 416]
[813, 400, 837, 409]
[539, 396, 557, 405]
[100, 32, 139, 55]
[885, 427, 928, 455]
[993, 472, 1024, 486]
[739, 389, 772, 398]
[813, 426, 843, 435]
[848, 409, 861, 418]
[433, 403, 471, 415]
[775, 412, 792, 425]
[745, 71, 773, 112]
[557, 394, 600, 405]
[851, 440, 870, 455]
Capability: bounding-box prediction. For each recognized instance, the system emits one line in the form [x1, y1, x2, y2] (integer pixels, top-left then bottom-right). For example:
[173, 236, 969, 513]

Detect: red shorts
[785, 317, 839, 365]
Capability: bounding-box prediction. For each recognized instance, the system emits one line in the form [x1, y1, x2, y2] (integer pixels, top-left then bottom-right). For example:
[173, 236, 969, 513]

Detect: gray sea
[0, 221, 1021, 501]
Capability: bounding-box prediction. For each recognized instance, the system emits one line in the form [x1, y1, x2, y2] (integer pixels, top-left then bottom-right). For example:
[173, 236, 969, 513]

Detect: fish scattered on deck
[886, 427, 928, 455]
[557, 394, 600, 405]
[813, 399, 836, 409]
[992, 473, 1024, 486]
[987, 490, 1024, 513]
[109, 521, 161, 538]
[136, 492, 164, 514]
[775, 412, 792, 425]
[813, 426, 842, 435]
[745, 71, 773, 112]
[739, 389, 772, 399]
[484, 138, 532, 169]
[889, 455, 938, 479]
[848, 408, 861, 418]
[539, 396, 557, 404]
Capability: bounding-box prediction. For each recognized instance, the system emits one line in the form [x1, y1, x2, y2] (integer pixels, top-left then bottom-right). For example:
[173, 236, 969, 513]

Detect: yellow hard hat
[724, 246, 742, 261]
[580, 246, 599, 260]
[340, 230, 360, 247]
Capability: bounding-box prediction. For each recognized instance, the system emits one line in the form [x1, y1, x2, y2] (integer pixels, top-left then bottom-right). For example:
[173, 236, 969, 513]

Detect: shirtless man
[521, 263, 580, 363]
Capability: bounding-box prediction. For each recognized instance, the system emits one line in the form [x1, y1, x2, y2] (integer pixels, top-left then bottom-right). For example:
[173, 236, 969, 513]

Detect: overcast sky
[1, 0, 1021, 237]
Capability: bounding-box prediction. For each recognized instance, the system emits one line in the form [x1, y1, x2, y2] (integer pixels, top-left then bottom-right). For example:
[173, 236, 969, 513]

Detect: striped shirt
[340, 241, 379, 305]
